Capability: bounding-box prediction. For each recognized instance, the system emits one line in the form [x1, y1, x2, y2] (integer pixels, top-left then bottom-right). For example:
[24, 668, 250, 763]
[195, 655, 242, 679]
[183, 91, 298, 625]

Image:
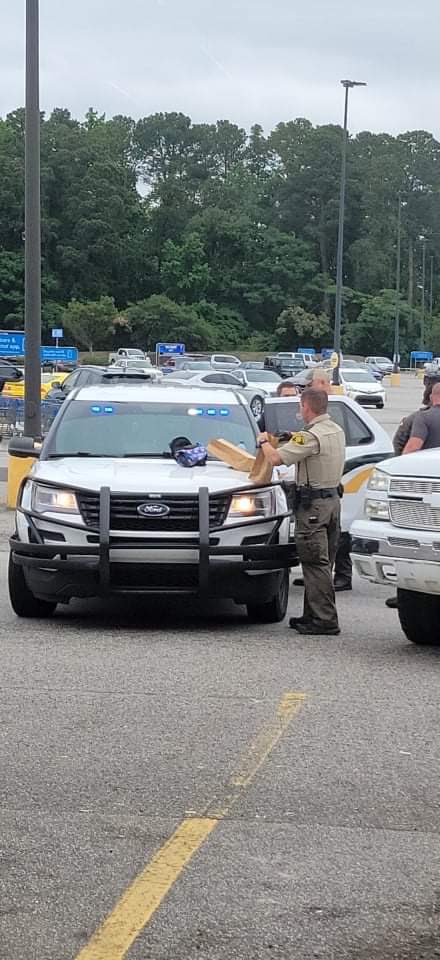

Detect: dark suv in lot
[264, 355, 306, 378]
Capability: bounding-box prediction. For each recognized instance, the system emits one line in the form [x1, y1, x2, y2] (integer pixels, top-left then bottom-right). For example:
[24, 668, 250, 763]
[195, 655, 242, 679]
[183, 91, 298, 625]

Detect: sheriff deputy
[257, 387, 345, 635]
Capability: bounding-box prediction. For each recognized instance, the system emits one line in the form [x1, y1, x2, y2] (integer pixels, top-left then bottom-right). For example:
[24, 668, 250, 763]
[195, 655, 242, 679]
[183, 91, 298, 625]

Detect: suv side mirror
[9, 436, 41, 459]
[50, 381, 62, 390]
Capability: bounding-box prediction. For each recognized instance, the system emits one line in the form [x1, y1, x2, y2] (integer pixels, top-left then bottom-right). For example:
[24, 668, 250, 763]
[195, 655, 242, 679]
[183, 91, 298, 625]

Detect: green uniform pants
[295, 497, 341, 628]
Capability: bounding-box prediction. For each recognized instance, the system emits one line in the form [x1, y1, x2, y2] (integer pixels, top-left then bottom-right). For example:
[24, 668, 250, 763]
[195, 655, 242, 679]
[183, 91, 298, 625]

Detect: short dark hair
[301, 387, 328, 415]
[276, 380, 297, 397]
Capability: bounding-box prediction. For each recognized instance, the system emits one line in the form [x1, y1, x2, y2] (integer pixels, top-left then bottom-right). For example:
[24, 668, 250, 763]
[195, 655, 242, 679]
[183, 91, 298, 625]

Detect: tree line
[1, 107, 440, 358]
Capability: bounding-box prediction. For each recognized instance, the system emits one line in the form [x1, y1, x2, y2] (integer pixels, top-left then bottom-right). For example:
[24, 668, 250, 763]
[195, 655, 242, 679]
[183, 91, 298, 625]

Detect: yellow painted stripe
[205, 691, 306, 818]
[75, 818, 217, 960]
[343, 466, 375, 494]
[75, 691, 305, 960]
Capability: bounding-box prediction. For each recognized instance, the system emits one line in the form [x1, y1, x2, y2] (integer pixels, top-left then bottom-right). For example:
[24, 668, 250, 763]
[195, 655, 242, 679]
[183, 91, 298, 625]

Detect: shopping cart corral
[0, 399, 60, 440]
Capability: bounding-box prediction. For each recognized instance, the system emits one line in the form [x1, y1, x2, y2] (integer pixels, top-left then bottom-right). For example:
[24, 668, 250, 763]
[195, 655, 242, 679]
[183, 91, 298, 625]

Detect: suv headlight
[364, 498, 390, 521]
[367, 469, 390, 492]
[31, 483, 80, 515]
[226, 487, 277, 524]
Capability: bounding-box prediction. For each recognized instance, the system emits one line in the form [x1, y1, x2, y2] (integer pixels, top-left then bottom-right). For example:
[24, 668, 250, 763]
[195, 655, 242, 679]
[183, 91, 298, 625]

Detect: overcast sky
[1, 0, 438, 136]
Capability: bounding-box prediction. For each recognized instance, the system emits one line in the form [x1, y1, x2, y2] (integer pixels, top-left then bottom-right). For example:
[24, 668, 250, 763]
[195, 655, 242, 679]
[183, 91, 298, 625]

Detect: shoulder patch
[289, 432, 306, 445]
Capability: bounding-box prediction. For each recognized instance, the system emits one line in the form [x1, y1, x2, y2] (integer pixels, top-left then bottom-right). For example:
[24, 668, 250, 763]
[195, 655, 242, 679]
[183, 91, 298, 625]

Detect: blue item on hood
[170, 436, 208, 468]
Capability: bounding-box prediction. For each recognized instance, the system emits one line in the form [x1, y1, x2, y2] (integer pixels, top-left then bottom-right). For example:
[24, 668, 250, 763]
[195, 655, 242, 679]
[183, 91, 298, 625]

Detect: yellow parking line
[75, 818, 217, 960]
[75, 691, 306, 960]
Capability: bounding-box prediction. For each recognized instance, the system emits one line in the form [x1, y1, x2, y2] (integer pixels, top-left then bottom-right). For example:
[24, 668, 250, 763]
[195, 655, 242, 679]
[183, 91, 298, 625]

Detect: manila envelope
[248, 435, 279, 484]
[208, 438, 256, 473]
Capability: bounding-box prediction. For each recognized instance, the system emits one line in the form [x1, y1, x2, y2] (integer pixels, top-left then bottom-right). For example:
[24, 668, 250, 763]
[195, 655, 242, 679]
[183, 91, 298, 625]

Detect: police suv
[9, 385, 294, 623]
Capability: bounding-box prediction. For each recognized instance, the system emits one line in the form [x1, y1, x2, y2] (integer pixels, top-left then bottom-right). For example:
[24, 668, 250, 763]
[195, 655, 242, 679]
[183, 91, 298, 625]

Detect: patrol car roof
[72, 384, 242, 405]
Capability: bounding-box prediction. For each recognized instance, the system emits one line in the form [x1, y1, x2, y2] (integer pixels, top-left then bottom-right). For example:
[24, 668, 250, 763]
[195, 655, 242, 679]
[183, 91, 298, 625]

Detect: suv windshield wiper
[47, 452, 112, 459]
[46, 452, 174, 460]
[122, 452, 173, 458]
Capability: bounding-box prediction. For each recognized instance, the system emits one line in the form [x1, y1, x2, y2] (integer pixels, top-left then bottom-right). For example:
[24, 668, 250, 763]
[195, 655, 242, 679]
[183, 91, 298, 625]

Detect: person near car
[257, 387, 345, 635]
[392, 382, 433, 455]
[258, 380, 298, 431]
[385, 381, 436, 610]
[402, 382, 440, 453]
[302, 368, 352, 592]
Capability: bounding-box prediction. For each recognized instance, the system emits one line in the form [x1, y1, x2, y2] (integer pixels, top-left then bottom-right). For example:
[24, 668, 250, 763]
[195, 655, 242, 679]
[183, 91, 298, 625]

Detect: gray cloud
[1, 0, 438, 136]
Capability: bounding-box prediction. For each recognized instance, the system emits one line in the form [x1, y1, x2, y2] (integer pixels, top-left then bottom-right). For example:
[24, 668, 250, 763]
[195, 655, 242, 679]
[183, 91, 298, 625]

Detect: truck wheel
[247, 569, 289, 623]
[8, 555, 57, 619]
[397, 588, 440, 644]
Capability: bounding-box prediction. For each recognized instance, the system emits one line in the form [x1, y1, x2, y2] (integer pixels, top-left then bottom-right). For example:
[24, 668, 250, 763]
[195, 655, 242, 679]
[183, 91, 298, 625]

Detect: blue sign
[52, 328, 63, 339]
[0, 331, 26, 357]
[0, 332, 78, 364]
[41, 347, 78, 363]
[411, 351, 433, 361]
[298, 347, 316, 355]
[156, 342, 185, 356]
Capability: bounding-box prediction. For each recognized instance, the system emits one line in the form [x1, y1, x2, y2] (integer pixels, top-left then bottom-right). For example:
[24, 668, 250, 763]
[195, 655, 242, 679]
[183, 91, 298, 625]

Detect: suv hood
[32, 457, 255, 494]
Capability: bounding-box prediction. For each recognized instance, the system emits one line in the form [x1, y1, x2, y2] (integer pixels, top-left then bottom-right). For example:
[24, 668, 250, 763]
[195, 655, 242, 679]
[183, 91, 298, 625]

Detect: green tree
[62, 296, 117, 353]
[161, 233, 211, 302]
[275, 305, 330, 350]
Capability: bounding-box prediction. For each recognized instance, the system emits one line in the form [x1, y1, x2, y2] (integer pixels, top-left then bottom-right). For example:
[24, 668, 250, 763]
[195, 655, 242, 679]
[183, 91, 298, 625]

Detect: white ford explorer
[351, 449, 440, 644]
[8, 384, 295, 623]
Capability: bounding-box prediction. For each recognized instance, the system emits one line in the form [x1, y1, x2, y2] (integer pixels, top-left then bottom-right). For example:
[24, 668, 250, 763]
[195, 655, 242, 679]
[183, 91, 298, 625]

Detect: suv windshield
[44, 399, 257, 458]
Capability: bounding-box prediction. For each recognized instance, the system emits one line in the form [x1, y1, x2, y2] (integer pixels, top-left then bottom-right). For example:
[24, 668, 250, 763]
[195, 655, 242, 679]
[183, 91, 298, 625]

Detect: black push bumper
[11, 484, 296, 600]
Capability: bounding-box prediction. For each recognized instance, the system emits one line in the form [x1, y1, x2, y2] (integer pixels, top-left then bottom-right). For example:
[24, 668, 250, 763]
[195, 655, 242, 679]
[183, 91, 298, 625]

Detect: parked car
[240, 361, 264, 370]
[8, 384, 294, 623]
[365, 356, 393, 375]
[351, 449, 440, 645]
[3, 371, 70, 400]
[264, 355, 306, 378]
[45, 365, 160, 403]
[339, 368, 386, 408]
[166, 369, 267, 418]
[241, 368, 282, 395]
[210, 354, 241, 370]
[109, 348, 147, 364]
[113, 357, 155, 372]
[0, 360, 23, 392]
[263, 394, 393, 552]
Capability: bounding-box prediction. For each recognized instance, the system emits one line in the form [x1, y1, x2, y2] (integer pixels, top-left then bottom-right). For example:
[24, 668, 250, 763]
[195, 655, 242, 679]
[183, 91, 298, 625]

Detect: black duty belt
[298, 487, 339, 499]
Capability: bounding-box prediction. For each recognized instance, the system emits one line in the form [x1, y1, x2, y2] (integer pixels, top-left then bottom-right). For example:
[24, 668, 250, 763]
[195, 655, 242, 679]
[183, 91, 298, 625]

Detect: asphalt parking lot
[2, 372, 440, 960]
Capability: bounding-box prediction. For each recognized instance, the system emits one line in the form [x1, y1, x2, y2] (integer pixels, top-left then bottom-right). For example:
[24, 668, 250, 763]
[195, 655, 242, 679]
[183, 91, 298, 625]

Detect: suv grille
[390, 478, 440, 496]
[389, 499, 440, 531]
[77, 492, 230, 532]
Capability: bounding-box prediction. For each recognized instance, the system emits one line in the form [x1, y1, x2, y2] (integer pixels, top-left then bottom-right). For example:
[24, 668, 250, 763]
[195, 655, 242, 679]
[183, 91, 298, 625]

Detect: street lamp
[332, 80, 367, 387]
[419, 236, 426, 350]
[430, 255, 434, 316]
[392, 195, 402, 382]
[24, 0, 42, 439]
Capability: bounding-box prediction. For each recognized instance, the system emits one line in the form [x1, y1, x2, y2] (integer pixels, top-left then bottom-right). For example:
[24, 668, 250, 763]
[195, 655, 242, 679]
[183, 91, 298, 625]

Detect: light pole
[24, 0, 42, 439]
[430, 255, 434, 316]
[332, 80, 367, 388]
[392, 195, 402, 383]
[420, 236, 426, 350]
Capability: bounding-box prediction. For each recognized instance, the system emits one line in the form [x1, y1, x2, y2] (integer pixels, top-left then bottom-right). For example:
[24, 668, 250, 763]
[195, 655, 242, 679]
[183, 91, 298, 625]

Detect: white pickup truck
[351, 450, 440, 644]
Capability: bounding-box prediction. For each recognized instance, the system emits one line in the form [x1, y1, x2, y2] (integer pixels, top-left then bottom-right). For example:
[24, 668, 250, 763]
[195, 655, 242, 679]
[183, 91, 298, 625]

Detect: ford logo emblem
[137, 502, 170, 518]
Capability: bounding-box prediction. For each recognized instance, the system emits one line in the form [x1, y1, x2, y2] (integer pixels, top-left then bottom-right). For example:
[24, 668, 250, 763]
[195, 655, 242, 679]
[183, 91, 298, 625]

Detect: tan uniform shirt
[278, 414, 345, 488]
